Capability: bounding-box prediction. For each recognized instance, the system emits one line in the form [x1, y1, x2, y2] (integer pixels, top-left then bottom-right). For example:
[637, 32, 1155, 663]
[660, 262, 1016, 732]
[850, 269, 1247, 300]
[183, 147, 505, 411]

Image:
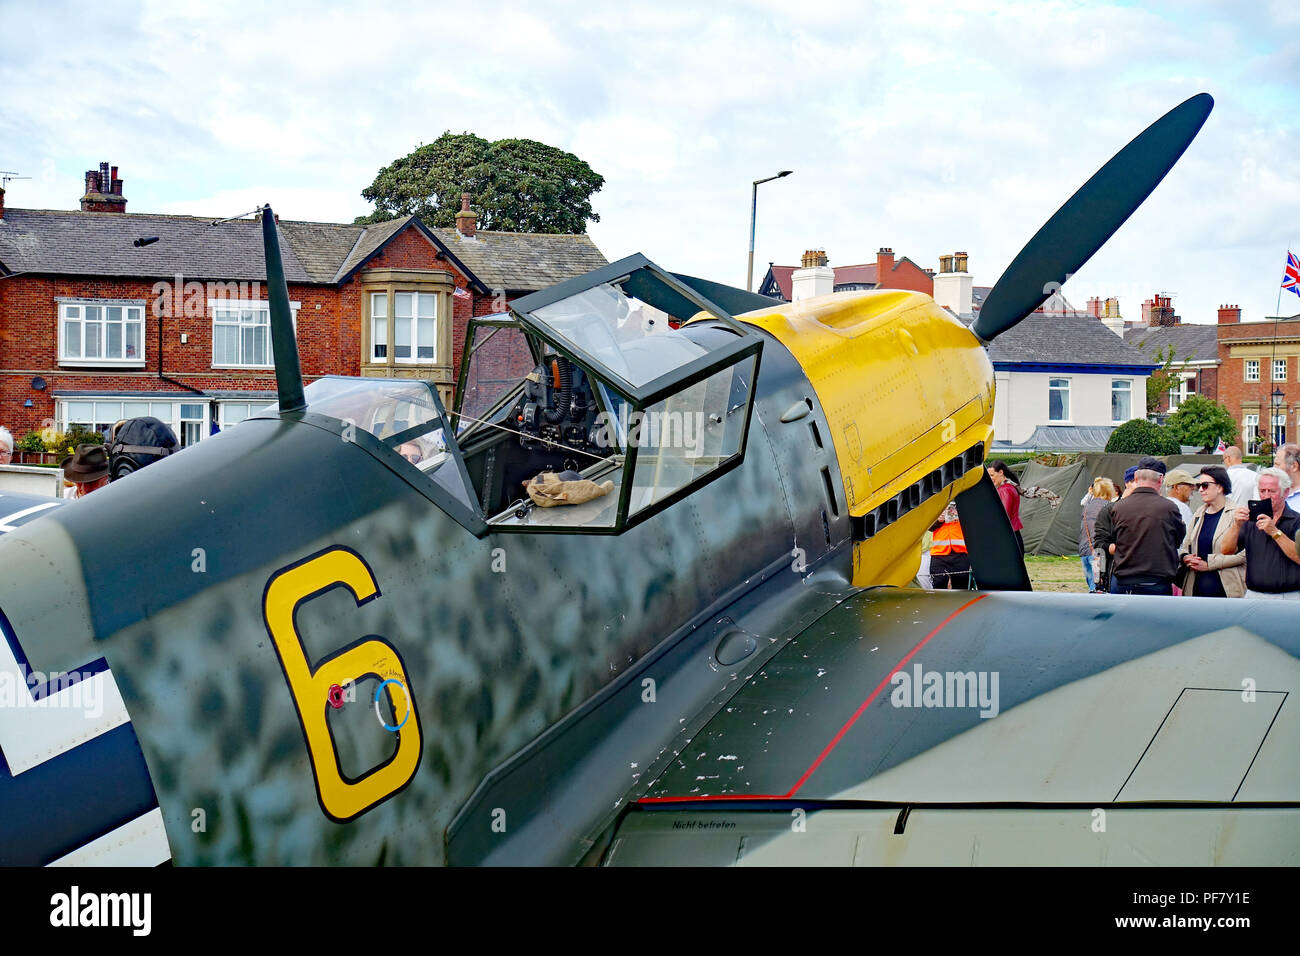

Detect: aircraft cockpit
[453, 254, 764, 534]
[257, 256, 763, 537]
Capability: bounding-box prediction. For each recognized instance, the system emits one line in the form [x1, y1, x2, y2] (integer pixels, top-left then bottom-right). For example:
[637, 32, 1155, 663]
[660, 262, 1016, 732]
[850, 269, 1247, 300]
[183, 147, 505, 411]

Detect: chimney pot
[0, 185, 5, 221]
[81, 161, 127, 212]
[1217, 304, 1241, 324]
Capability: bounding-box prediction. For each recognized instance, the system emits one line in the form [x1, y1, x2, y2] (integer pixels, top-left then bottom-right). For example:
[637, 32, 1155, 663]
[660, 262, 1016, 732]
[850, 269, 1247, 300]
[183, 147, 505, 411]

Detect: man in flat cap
[1164, 468, 1197, 533]
[60, 443, 110, 499]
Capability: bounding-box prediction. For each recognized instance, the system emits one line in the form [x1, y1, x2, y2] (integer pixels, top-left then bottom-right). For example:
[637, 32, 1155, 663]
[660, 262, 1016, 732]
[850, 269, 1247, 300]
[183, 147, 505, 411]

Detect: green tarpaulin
[1007, 454, 1231, 557]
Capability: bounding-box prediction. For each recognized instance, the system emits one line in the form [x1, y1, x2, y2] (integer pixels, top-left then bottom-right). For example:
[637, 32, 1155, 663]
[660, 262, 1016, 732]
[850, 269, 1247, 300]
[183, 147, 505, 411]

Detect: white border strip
[48, 807, 172, 867]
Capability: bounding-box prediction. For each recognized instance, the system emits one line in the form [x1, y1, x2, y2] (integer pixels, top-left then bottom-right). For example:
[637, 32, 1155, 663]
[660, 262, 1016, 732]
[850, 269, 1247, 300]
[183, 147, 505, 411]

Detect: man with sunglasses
[1228, 467, 1300, 599]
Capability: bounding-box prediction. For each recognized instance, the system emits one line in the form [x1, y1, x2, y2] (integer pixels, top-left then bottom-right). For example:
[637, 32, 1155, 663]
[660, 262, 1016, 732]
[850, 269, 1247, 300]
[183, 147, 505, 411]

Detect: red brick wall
[361, 225, 440, 272]
[0, 273, 356, 435]
[879, 260, 935, 295]
[1217, 319, 1300, 449]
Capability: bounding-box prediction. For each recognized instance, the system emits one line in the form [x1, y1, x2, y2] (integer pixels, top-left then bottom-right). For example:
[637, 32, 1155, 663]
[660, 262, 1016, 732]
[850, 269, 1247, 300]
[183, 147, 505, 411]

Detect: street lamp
[748, 170, 793, 293]
[1272, 387, 1286, 448]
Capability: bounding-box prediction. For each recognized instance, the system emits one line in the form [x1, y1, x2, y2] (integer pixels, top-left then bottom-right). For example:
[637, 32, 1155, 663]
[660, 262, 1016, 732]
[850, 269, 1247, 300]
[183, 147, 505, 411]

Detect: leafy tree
[1144, 343, 1180, 413]
[1165, 395, 1237, 451]
[1105, 419, 1180, 455]
[357, 133, 604, 233]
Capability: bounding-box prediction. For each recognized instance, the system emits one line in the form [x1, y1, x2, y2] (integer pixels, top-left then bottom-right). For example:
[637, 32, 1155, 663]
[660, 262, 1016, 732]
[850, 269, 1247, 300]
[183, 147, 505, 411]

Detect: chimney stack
[876, 246, 895, 278]
[932, 250, 973, 317]
[1092, 295, 1124, 335]
[1149, 293, 1178, 327]
[1217, 303, 1241, 325]
[455, 192, 477, 238]
[792, 249, 834, 301]
[81, 161, 127, 212]
[0, 185, 5, 221]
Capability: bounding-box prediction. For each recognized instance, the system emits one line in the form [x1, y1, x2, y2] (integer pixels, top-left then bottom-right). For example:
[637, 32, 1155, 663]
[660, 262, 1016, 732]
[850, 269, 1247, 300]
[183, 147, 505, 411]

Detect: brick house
[1121, 296, 1220, 416]
[1214, 304, 1300, 452]
[0, 164, 607, 446]
[757, 247, 936, 300]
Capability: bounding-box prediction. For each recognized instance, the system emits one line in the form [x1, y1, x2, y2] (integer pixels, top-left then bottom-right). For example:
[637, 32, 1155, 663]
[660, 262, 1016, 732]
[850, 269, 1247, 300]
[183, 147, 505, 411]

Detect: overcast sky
[3, 0, 1297, 324]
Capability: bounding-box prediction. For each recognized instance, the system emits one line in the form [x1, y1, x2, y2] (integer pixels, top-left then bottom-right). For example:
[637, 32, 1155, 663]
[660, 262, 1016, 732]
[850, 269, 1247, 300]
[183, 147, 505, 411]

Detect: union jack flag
[1285, 250, 1300, 299]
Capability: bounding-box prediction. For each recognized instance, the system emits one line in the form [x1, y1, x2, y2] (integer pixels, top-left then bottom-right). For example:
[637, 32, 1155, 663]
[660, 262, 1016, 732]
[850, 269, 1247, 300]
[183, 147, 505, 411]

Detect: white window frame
[57, 299, 147, 368]
[1243, 413, 1259, 447]
[1167, 373, 1196, 412]
[391, 291, 438, 365]
[217, 400, 268, 430]
[1273, 358, 1289, 383]
[211, 299, 300, 369]
[58, 397, 212, 448]
[1111, 378, 1133, 423]
[370, 293, 388, 363]
[1245, 360, 1260, 383]
[1048, 377, 1071, 423]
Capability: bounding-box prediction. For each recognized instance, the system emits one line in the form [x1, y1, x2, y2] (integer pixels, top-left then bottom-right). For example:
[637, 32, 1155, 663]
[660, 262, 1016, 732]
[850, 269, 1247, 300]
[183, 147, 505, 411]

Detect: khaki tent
[1009, 459, 1091, 556]
[1005, 454, 1231, 557]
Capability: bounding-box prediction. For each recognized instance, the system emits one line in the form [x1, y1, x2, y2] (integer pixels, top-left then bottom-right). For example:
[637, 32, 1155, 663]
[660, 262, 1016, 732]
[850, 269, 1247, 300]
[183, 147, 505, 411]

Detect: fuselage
[0, 289, 993, 865]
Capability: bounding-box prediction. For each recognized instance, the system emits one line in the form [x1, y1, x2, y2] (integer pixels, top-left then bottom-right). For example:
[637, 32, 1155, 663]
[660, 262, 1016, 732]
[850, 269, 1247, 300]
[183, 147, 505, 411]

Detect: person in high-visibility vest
[929, 502, 971, 590]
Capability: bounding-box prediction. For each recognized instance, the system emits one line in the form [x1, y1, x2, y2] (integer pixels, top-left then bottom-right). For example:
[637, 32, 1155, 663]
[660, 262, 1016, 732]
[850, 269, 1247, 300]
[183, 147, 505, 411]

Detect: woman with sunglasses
[1177, 465, 1246, 598]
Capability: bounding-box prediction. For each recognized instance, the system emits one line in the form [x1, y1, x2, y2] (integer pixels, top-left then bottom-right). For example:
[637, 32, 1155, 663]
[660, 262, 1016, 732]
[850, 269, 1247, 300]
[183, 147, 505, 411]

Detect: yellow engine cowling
[733, 290, 995, 587]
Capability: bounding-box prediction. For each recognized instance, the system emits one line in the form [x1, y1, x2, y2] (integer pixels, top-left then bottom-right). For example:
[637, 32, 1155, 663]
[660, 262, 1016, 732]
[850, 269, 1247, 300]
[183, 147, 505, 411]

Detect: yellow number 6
[262, 546, 422, 822]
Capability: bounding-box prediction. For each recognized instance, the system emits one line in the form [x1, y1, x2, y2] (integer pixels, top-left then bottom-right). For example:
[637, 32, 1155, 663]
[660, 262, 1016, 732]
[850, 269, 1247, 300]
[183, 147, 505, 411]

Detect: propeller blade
[261, 205, 306, 412]
[670, 273, 785, 319]
[956, 472, 1032, 591]
[971, 92, 1213, 342]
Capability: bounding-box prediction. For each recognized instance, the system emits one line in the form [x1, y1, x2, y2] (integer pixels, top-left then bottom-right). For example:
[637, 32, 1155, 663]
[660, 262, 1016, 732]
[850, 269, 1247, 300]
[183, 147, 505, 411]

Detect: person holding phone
[1177, 466, 1245, 597]
[1230, 467, 1300, 599]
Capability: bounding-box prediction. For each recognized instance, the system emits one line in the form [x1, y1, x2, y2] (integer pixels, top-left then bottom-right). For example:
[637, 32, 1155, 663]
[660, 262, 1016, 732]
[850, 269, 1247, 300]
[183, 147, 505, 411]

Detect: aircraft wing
[608, 588, 1300, 865]
[0, 490, 64, 536]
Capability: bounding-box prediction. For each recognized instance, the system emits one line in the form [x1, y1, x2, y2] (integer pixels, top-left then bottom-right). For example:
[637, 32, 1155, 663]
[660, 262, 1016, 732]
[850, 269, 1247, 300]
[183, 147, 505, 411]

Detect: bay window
[393, 292, 437, 363]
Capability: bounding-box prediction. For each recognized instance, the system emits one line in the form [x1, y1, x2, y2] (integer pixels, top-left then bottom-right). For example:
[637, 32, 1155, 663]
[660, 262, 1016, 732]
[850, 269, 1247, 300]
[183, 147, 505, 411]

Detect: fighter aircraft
[2, 92, 1296, 866]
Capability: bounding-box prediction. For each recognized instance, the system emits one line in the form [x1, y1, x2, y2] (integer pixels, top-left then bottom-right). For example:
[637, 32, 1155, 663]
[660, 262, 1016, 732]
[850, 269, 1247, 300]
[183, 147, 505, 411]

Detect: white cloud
[0, 0, 1296, 325]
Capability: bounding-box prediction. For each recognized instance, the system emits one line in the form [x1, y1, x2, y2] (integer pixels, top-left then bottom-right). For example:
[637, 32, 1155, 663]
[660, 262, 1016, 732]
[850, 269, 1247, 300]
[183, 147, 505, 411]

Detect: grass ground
[1024, 554, 1090, 593]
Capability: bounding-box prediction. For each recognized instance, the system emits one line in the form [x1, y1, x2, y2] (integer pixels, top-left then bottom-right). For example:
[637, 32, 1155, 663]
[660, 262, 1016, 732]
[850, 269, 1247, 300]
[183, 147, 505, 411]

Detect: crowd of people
[1080, 444, 1300, 599]
[921, 445, 1300, 599]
